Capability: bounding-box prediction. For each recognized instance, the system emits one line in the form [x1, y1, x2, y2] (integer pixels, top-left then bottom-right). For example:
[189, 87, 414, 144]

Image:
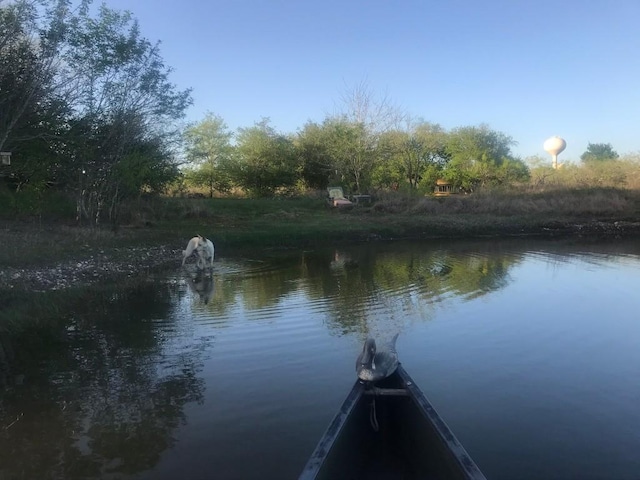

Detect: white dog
[182, 235, 215, 269]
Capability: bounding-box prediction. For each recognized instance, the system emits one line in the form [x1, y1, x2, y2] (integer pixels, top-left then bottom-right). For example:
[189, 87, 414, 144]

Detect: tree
[295, 121, 335, 190]
[184, 113, 234, 197]
[61, 1, 192, 224]
[337, 80, 404, 134]
[580, 143, 619, 162]
[443, 124, 521, 190]
[329, 81, 405, 193]
[495, 157, 530, 185]
[322, 117, 373, 193]
[114, 137, 177, 197]
[234, 118, 298, 196]
[0, 1, 191, 220]
[377, 120, 448, 191]
[374, 130, 407, 190]
[0, 0, 69, 153]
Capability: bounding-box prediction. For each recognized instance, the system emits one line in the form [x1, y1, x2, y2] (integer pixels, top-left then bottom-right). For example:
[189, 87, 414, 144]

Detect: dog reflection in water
[188, 270, 215, 305]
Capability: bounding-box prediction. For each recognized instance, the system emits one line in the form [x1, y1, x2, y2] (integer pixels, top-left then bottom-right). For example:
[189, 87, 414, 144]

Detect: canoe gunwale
[396, 365, 487, 479]
[298, 379, 365, 479]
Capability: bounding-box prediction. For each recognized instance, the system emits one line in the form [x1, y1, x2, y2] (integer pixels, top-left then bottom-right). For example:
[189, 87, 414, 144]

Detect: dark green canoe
[299, 364, 487, 480]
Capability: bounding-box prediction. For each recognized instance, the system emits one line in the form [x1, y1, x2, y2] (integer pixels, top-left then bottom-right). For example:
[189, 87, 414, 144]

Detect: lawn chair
[326, 187, 353, 208]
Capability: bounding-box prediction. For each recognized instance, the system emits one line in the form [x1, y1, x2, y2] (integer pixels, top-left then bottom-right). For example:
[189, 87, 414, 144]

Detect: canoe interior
[300, 365, 486, 480]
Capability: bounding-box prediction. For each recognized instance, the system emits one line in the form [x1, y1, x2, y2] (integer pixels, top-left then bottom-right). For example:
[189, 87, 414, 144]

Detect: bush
[0, 184, 75, 219]
[530, 159, 640, 191]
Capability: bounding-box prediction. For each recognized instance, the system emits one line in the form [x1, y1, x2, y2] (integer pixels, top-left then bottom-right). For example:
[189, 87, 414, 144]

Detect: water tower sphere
[544, 136, 567, 156]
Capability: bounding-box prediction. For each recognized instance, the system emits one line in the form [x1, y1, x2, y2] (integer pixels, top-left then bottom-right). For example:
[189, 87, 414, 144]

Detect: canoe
[299, 364, 487, 480]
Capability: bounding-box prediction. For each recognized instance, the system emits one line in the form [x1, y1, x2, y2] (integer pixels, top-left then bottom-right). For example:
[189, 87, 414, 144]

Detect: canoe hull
[299, 364, 486, 480]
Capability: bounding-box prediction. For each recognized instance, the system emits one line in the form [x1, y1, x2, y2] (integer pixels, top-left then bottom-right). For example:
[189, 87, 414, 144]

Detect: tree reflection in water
[4, 238, 628, 479]
[295, 242, 519, 338]
[0, 281, 208, 479]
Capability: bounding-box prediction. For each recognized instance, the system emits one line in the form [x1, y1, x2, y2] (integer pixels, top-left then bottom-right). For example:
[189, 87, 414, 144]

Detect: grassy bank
[2, 187, 640, 268]
[1, 187, 639, 332]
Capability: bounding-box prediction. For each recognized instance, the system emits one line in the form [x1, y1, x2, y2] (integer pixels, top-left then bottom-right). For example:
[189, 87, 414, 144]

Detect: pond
[1, 237, 640, 479]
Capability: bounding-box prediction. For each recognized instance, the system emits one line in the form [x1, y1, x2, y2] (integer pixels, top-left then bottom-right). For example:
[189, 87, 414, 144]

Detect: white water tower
[543, 136, 566, 169]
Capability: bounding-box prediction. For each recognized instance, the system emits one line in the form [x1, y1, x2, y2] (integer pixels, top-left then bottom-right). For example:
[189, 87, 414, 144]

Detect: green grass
[2, 187, 640, 332]
[2, 188, 640, 268]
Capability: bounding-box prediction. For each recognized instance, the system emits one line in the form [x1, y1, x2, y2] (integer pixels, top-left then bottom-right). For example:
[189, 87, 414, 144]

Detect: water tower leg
[552, 155, 558, 169]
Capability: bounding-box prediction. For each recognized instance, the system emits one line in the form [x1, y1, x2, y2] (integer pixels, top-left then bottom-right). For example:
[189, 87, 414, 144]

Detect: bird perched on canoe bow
[356, 334, 399, 382]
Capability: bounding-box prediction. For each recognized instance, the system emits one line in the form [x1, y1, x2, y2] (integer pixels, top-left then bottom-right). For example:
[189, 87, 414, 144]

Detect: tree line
[2, 1, 629, 224]
[182, 107, 628, 199]
[183, 112, 531, 198]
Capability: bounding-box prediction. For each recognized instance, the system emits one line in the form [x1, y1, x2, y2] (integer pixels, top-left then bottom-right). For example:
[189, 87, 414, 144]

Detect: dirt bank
[1, 219, 639, 293]
[0, 244, 181, 292]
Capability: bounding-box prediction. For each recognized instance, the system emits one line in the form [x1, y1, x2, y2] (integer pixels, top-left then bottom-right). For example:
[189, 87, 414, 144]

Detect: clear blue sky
[105, 0, 640, 162]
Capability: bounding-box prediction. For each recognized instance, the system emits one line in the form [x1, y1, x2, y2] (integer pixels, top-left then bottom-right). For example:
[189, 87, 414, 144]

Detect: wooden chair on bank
[326, 187, 354, 208]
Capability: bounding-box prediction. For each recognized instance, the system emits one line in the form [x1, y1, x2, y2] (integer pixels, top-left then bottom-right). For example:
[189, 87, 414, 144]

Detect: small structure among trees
[434, 179, 456, 196]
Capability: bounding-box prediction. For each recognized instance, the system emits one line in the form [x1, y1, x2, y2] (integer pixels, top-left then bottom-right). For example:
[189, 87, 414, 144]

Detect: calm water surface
[1, 237, 640, 479]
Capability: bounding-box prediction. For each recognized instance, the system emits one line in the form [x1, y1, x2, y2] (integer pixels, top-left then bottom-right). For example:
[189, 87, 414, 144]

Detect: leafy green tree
[330, 81, 404, 193]
[371, 142, 404, 192]
[322, 117, 373, 193]
[580, 143, 619, 162]
[443, 124, 521, 190]
[115, 137, 177, 196]
[0, 0, 70, 159]
[295, 121, 335, 190]
[495, 157, 530, 185]
[60, 1, 191, 224]
[377, 121, 448, 191]
[184, 113, 234, 196]
[376, 130, 410, 190]
[234, 118, 298, 196]
[1, 0, 190, 220]
[1, 0, 50, 151]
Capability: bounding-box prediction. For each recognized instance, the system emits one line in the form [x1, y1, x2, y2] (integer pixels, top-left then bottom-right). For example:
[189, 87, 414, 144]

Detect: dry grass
[2, 185, 639, 269]
[407, 189, 634, 217]
[530, 159, 640, 190]
[0, 223, 150, 267]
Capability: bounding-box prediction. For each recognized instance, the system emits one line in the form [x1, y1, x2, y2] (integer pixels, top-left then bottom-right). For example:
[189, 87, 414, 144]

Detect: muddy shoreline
[0, 244, 181, 292]
[1, 220, 639, 293]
